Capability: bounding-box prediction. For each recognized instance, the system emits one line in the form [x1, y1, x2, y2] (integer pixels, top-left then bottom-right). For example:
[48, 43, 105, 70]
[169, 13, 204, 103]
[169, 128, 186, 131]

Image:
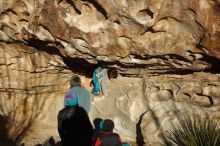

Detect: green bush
[163, 115, 220, 146]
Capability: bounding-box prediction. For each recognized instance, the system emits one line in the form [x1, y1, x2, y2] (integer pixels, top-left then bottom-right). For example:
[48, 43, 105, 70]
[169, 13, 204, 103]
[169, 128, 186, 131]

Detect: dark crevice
[1, 8, 17, 15]
[62, 56, 98, 77]
[136, 111, 148, 146]
[162, 69, 202, 75]
[141, 26, 166, 35]
[66, 0, 81, 15]
[19, 19, 29, 22]
[166, 89, 174, 98]
[2, 25, 15, 32]
[195, 20, 206, 43]
[196, 93, 214, 106]
[57, 0, 63, 4]
[196, 44, 208, 52]
[207, 83, 218, 86]
[183, 93, 191, 99]
[0, 116, 16, 146]
[204, 98, 214, 107]
[12, 23, 17, 26]
[119, 36, 132, 40]
[26, 39, 62, 56]
[199, 53, 220, 73]
[165, 54, 192, 64]
[213, 1, 220, 12]
[114, 20, 121, 25]
[25, 39, 97, 77]
[23, 11, 30, 16]
[196, 20, 205, 33]
[39, 24, 51, 33]
[82, 0, 108, 19]
[24, 39, 220, 77]
[188, 7, 197, 16]
[138, 8, 154, 18]
[159, 16, 182, 22]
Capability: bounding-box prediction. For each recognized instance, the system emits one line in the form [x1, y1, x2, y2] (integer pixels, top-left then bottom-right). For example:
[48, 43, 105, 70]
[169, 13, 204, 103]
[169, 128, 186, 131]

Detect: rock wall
[1, 0, 220, 75]
[0, 0, 220, 145]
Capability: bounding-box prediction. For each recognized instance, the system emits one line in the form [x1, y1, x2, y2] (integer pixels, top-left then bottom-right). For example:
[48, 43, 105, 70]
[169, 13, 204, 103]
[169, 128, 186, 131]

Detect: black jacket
[94, 132, 122, 146]
[58, 105, 93, 146]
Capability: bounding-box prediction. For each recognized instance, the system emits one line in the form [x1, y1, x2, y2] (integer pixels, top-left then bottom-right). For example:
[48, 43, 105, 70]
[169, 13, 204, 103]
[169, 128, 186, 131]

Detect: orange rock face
[0, 0, 219, 75]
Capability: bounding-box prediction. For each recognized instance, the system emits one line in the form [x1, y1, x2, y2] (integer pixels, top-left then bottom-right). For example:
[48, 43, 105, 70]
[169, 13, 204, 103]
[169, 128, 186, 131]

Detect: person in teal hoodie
[65, 75, 90, 112]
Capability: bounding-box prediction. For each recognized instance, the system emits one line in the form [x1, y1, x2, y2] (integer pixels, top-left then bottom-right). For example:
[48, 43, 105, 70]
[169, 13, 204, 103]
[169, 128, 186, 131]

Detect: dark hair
[70, 75, 81, 87]
[102, 119, 114, 132]
[107, 68, 118, 79]
[93, 118, 103, 130]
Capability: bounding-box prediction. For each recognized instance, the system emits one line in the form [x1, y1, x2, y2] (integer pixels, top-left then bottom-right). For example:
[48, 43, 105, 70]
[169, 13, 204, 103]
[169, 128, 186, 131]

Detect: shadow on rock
[136, 111, 148, 146]
[35, 137, 62, 146]
[0, 115, 16, 146]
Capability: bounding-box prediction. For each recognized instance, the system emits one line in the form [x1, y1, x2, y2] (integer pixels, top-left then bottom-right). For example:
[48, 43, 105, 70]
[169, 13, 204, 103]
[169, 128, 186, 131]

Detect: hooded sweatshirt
[65, 86, 90, 113]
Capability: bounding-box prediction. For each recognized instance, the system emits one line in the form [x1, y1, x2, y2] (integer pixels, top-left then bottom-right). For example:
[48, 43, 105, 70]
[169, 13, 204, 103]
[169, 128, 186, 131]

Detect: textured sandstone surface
[0, 0, 220, 146]
[0, 0, 220, 75]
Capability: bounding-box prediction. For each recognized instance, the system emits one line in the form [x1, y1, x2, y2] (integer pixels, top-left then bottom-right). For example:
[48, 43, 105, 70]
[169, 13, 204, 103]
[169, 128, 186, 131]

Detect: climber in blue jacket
[91, 67, 118, 96]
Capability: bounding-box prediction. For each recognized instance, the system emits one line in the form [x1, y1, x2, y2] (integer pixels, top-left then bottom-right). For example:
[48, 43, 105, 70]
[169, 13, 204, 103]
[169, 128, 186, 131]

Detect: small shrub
[163, 115, 220, 146]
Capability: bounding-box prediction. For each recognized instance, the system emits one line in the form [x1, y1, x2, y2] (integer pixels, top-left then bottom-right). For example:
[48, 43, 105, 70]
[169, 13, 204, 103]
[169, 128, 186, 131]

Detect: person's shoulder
[103, 133, 119, 138]
[73, 86, 88, 92]
[76, 105, 87, 113]
[70, 86, 89, 97]
[58, 107, 66, 113]
[76, 105, 85, 110]
[100, 68, 108, 75]
[70, 86, 83, 92]
[58, 107, 67, 117]
[102, 68, 108, 72]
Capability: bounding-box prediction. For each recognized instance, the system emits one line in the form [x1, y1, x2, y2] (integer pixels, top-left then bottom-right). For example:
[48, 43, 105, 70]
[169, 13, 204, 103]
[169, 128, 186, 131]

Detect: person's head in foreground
[100, 119, 114, 132]
[70, 75, 81, 88]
